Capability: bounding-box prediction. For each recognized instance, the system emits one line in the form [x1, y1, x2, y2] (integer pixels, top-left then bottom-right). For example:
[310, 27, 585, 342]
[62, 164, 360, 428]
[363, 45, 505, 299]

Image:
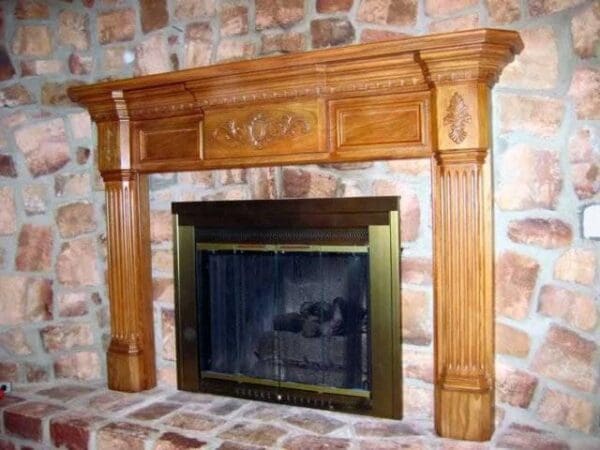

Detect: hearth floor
[0, 381, 485, 450]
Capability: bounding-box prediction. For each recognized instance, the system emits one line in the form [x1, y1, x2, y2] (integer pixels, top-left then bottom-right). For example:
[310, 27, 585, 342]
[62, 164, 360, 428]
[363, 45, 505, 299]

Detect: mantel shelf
[68, 27, 522, 442]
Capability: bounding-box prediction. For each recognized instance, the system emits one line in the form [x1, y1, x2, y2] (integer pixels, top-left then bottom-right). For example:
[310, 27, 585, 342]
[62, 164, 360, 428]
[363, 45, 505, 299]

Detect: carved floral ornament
[443, 92, 472, 144]
[211, 111, 312, 149]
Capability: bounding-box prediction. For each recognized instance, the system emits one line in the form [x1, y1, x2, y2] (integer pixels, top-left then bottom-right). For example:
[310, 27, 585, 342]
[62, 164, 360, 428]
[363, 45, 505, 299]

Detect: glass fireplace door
[197, 245, 370, 398]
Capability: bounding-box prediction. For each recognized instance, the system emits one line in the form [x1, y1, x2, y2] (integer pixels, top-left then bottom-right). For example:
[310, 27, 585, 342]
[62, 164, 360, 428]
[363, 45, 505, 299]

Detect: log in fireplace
[68, 28, 523, 441]
[172, 197, 401, 418]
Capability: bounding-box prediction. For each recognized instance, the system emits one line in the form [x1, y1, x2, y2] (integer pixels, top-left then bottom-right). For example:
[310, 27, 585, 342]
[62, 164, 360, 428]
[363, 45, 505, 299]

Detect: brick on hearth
[0, 276, 53, 325]
[507, 218, 572, 249]
[486, 0, 520, 23]
[571, 2, 600, 58]
[4, 401, 66, 442]
[283, 435, 350, 449]
[569, 68, 600, 120]
[37, 384, 97, 402]
[220, 5, 248, 37]
[358, 0, 418, 26]
[569, 127, 600, 199]
[496, 144, 561, 211]
[128, 402, 181, 421]
[499, 95, 564, 138]
[372, 180, 420, 242]
[0, 186, 16, 235]
[0, 45, 15, 81]
[155, 432, 208, 450]
[56, 238, 100, 287]
[538, 285, 597, 331]
[87, 391, 145, 413]
[97, 9, 136, 44]
[97, 421, 158, 450]
[0, 83, 35, 107]
[532, 325, 597, 392]
[496, 323, 530, 358]
[51, 412, 105, 450]
[554, 248, 596, 286]
[402, 289, 431, 345]
[12, 25, 52, 56]
[135, 33, 171, 76]
[311, 18, 355, 48]
[15, 119, 70, 177]
[164, 411, 225, 432]
[529, 0, 586, 17]
[0, 329, 33, 356]
[496, 423, 570, 450]
[495, 251, 539, 320]
[174, 0, 216, 20]
[15, 224, 53, 272]
[354, 419, 421, 437]
[284, 411, 345, 435]
[58, 10, 90, 51]
[209, 399, 244, 416]
[140, 0, 168, 34]
[54, 351, 101, 381]
[499, 27, 557, 89]
[219, 422, 288, 447]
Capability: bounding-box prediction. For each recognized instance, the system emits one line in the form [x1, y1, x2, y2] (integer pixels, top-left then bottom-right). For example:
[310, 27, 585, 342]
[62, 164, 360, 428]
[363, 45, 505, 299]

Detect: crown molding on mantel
[68, 28, 522, 442]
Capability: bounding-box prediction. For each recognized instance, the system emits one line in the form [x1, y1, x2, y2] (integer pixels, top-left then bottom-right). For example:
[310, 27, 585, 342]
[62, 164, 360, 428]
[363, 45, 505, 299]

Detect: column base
[107, 344, 156, 392]
[435, 386, 494, 441]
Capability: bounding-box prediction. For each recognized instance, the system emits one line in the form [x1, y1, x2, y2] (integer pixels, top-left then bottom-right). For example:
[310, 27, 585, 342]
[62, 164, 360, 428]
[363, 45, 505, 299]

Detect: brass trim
[197, 243, 369, 253]
[203, 371, 371, 399]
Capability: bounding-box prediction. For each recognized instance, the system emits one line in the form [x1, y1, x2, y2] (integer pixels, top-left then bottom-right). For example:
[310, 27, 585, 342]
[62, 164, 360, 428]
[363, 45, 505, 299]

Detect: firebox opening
[173, 197, 401, 418]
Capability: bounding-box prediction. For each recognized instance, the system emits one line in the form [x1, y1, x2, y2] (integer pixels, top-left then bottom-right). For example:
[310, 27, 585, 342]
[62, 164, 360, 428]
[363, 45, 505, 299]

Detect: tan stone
[15, 224, 53, 272]
[529, 0, 585, 17]
[538, 285, 597, 331]
[150, 210, 172, 243]
[496, 144, 561, 211]
[425, 0, 477, 16]
[140, 0, 169, 34]
[569, 68, 600, 119]
[41, 323, 93, 352]
[54, 351, 100, 380]
[428, 13, 479, 33]
[55, 173, 92, 198]
[317, 0, 353, 12]
[161, 309, 175, 361]
[499, 95, 564, 137]
[57, 202, 96, 238]
[507, 218, 572, 249]
[256, 0, 304, 30]
[372, 180, 421, 242]
[402, 289, 431, 345]
[12, 25, 52, 56]
[571, 2, 600, 58]
[15, 0, 50, 19]
[15, 118, 70, 177]
[531, 325, 597, 392]
[58, 10, 89, 51]
[360, 29, 410, 43]
[97, 9, 136, 44]
[554, 248, 596, 286]
[486, 0, 520, 23]
[0, 186, 16, 235]
[311, 18, 355, 48]
[0, 329, 33, 356]
[220, 5, 248, 36]
[57, 292, 89, 317]
[499, 27, 558, 89]
[56, 238, 101, 287]
[261, 32, 305, 54]
[496, 363, 538, 408]
[538, 389, 595, 433]
[135, 33, 171, 76]
[22, 184, 48, 215]
[358, 0, 418, 26]
[495, 251, 539, 320]
[217, 40, 255, 62]
[174, 0, 216, 20]
[495, 323, 530, 358]
[0, 276, 53, 325]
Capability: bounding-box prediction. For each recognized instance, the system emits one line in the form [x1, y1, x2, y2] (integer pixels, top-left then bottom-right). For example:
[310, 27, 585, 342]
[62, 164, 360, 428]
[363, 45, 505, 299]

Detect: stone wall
[0, 0, 598, 447]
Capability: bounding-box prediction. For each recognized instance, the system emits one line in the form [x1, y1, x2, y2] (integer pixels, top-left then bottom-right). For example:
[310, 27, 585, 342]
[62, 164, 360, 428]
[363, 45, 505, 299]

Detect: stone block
[537, 389, 594, 433]
[283, 167, 339, 199]
[401, 257, 432, 286]
[358, 0, 418, 26]
[4, 401, 66, 442]
[217, 40, 255, 62]
[372, 180, 421, 242]
[495, 251, 539, 320]
[402, 289, 432, 345]
[554, 248, 596, 286]
[58, 10, 90, 51]
[507, 218, 572, 248]
[56, 238, 100, 287]
[97, 9, 136, 44]
[261, 32, 305, 54]
[21, 59, 62, 76]
[15, 0, 50, 19]
[495, 323, 530, 358]
[51, 413, 103, 450]
[15, 119, 70, 177]
[284, 411, 344, 434]
[54, 351, 101, 381]
[128, 402, 181, 421]
[57, 202, 96, 238]
[425, 0, 477, 16]
[569, 128, 599, 199]
[135, 33, 171, 76]
[0, 84, 35, 107]
[283, 435, 350, 449]
[0, 187, 16, 235]
[538, 285, 597, 331]
[22, 184, 48, 215]
[311, 18, 355, 48]
[256, 0, 304, 30]
[486, 0, 520, 23]
[529, 0, 585, 17]
[499, 95, 564, 137]
[428, 13, 479, 33]
[0, 46, 15, 81]
[318, 0, 353, 12]
[569, 68, 600, 119]
[150, 210, 172, 243]
[0, 276, 53, 325]
[496, 364, 538, 408]
[41, 323, 93, 352]
[360, 29, 409, 43]
[220, 5, 248, 36]
[97, 421, 158, 450]
[15, 224, 53, 272]
[164, 411, 224, 432]
[69, 53, 93, 75]
[174, 0, 216, 20]
[0, 329, 32, 356]
[12, 25, 52, 56]
[496, 423, 569, 450]
[571, 2, 600, 58]
[161, 308, 175, 361]
[140, 0, 168, 34]
[155, 432, 207, 450]
[219, 423, 288, 447]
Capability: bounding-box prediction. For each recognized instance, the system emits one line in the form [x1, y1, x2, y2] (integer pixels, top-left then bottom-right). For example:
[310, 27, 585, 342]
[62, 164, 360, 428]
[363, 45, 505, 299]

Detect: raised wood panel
[135, 116, 202, 166]
[203, 100, 325, 160]
[329, 94, 429, 156]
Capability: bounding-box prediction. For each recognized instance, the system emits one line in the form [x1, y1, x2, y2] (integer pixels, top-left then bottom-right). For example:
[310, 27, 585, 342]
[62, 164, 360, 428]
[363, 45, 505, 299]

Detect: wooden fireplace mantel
[68, 28, 522, 442]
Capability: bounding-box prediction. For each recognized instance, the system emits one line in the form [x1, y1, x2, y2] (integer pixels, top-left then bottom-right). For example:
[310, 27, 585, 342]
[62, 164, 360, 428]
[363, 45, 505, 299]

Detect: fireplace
[173, 197, 401, 417]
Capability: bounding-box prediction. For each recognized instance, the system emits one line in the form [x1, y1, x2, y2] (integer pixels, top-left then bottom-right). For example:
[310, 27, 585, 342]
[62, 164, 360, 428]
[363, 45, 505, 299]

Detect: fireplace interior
[173, 197, 401, 418]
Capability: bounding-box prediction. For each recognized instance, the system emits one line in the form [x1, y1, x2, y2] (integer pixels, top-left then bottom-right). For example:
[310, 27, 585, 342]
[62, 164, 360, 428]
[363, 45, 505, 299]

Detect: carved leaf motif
[212, 111, 311, 149]
[443, 92, 472, 144]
